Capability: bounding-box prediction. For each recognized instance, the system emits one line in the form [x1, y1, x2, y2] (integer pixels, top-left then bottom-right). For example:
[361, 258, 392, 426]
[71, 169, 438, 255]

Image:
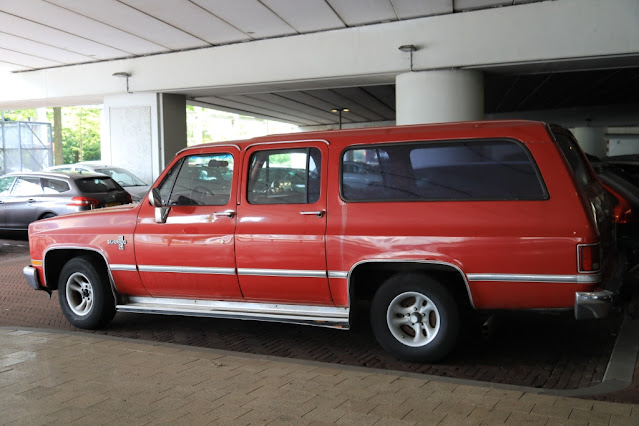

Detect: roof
[180, 120, 552, 153]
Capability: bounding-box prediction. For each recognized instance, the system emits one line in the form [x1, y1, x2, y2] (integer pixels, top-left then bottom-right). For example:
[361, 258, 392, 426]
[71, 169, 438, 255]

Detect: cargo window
[247, 148, 321, 204]
[554, 133, 595, 188]
[160, 154, 234, 206]
[341, 139, 547, 201]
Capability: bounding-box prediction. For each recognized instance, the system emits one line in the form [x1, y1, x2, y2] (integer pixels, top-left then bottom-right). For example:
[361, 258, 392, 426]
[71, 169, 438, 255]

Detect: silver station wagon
[0, 171, 131, 230]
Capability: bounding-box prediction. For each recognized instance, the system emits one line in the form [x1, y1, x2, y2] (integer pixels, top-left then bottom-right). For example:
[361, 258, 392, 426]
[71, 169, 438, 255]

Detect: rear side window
[341, 139, 547, 201]
[75, 177, 121, 193]
[553, 132, 595, 188]
[247, 148, 321, 205]
[11, 177, 43, 196]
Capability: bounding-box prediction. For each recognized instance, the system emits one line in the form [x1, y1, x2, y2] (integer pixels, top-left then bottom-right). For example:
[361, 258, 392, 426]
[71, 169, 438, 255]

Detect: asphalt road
[1, 232, 636, 403]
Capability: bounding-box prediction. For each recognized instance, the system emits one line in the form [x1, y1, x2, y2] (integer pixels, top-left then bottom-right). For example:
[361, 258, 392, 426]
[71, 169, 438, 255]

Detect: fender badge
[107, 236, 127, 250]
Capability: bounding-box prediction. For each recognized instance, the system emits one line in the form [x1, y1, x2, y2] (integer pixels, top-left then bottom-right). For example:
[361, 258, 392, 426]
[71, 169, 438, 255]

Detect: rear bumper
[23, 265, 45, 291]
[574, 290, 613, 319]
[574, 250, 626, 320]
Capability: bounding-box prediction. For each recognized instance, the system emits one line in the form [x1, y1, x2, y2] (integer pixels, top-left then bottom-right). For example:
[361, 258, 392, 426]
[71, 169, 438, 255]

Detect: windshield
[94, 168, 147, 187]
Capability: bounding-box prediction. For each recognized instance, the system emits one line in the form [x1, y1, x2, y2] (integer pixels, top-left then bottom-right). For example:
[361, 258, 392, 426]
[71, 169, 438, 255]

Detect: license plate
[106, 202, 121, 207]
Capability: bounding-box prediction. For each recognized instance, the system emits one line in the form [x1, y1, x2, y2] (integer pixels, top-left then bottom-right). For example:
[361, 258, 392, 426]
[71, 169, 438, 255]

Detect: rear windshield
[341, 139, 547, 202]
[75, 177, 121, 193]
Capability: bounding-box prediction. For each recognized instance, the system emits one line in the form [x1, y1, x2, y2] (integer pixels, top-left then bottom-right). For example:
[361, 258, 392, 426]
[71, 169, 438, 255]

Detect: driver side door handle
[214, 211, 236, 218]
[299, 210, 325, 217]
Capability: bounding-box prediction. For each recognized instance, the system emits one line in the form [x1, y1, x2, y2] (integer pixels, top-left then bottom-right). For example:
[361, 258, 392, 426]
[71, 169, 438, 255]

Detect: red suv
[23, 121, 623, 362]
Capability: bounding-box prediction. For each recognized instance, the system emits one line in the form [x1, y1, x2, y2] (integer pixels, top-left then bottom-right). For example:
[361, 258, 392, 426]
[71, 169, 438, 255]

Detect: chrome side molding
[116, 297, 350, 329]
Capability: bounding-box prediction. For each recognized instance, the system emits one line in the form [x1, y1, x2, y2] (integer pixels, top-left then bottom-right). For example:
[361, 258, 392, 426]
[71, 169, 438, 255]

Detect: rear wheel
[58, 257, 116, 329]
[370, 273, 460, 362]
[39, 213, 56, 220]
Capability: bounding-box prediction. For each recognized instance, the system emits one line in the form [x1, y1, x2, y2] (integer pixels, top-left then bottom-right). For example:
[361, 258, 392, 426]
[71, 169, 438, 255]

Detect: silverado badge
[107, 236, 127, 250]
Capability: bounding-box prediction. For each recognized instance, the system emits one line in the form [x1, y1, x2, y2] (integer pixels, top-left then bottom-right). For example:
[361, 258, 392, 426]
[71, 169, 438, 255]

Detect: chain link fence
[0, 120, 53, 175]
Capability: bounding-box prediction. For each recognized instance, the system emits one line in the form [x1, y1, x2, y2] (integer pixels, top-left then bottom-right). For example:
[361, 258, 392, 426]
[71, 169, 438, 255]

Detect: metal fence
[0, 120, 53, 175]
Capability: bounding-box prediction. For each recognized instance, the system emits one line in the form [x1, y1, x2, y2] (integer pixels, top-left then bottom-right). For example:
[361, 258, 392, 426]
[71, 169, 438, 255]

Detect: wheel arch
[347, 260, 475, 317]
[43, 248, 113, 293]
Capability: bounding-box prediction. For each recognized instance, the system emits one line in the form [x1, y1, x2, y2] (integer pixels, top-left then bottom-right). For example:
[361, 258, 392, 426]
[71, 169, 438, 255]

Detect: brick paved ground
[2, 328, 638, 425]
[3, 249, 633, 403]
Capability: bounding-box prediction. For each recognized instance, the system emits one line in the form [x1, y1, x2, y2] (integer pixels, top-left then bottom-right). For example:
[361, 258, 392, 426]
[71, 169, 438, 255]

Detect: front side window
[158, 153, 234, 206]
[247, 148, 321, 204]
[0, 176, 15, 195]
[341, 139, 546, 201]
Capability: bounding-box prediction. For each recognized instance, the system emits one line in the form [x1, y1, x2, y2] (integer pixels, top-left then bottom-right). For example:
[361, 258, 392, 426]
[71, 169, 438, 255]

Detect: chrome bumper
[574, 290, 613, 319]
[23, 265, 44, 291]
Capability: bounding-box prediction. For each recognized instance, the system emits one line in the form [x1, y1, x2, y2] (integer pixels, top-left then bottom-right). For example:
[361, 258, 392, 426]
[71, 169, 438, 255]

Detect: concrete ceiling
[1, 0, 638, 127]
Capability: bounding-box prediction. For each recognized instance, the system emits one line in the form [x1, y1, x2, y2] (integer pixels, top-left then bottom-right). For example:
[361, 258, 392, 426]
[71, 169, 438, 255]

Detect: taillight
[67, 196, 100, 207]
[602, 182, 635, 224]
[578, 243, 601, 272]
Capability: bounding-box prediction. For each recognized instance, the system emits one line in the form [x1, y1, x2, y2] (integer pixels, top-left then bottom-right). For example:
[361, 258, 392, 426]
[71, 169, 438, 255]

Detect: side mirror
[148, 188, 163, 207]
[148, 188, 170, 223]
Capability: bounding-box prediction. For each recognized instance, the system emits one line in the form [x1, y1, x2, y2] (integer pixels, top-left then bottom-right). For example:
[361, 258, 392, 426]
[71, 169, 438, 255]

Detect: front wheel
[370, 273, 460, 363]
[58, 257, 116, 329]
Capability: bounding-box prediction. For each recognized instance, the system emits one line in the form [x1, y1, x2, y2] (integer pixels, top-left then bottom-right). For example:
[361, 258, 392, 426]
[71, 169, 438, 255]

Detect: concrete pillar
[396, 70, 484, 125]
[571, 127, 606, 158]
[102, 93, 186, 185]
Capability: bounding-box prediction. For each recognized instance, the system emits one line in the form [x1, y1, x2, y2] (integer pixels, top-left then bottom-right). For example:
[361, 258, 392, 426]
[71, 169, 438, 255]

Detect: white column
[571, 127, 606, 158]
[396, 70, 484, 125]
[102, 93, 186, 185]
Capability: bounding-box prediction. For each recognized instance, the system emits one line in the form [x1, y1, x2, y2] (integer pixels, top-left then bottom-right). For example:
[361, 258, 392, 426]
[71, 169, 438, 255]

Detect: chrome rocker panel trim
[116, 296, 350, 329]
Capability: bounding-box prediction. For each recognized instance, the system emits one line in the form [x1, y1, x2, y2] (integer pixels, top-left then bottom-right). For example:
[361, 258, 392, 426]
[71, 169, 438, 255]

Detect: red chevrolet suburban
[23, 121, 623, 362]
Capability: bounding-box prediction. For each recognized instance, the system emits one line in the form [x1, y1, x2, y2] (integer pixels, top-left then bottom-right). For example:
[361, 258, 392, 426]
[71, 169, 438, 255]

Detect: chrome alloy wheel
[65, 272, 94, 317]
[386, 291, 441, 347]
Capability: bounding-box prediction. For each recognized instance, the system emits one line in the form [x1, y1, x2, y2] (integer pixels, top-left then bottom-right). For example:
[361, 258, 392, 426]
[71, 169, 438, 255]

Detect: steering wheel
[267, 180, 281, 195]
[190, 186, 213, 204]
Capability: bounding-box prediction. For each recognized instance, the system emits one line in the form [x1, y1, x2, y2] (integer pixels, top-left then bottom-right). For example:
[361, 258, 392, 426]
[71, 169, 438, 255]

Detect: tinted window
[341, 140, 546, 201]
[159, 153, 234, 206]
[554, 132, 594, 188]
[75, 177, 121, 193]
[247, 148, 321, 205]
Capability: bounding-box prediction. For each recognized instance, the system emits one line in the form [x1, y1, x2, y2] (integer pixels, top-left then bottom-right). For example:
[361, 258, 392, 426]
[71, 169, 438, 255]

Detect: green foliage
[1, 109, 37, 121]
[2, 107, 101, 165]
[54, 107, 101, 164]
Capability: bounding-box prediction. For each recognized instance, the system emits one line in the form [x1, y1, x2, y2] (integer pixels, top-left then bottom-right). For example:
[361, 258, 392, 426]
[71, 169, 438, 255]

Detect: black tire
[370, 273, 460, 363]
[39, 213, 57, 220]
[58, 256, 116, 329]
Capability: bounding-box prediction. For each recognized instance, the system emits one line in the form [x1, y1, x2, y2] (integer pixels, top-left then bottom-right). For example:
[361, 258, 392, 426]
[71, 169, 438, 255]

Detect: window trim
[339, 138, 549, 203]
[246, 147, 321, 205]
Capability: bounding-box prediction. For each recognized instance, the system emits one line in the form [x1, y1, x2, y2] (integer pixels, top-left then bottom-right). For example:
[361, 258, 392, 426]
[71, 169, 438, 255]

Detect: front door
[235, 141, 331, 304]
[134, 147, 242, 299]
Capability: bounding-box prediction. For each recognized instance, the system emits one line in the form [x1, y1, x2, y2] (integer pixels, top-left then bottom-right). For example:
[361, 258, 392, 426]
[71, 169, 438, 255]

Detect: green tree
[57, 107, 101, 163]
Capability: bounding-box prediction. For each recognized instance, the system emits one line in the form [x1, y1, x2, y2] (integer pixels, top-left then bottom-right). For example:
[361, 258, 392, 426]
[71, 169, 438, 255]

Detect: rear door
[235, 141, 331, 304]
[3, 176, 43, 229]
